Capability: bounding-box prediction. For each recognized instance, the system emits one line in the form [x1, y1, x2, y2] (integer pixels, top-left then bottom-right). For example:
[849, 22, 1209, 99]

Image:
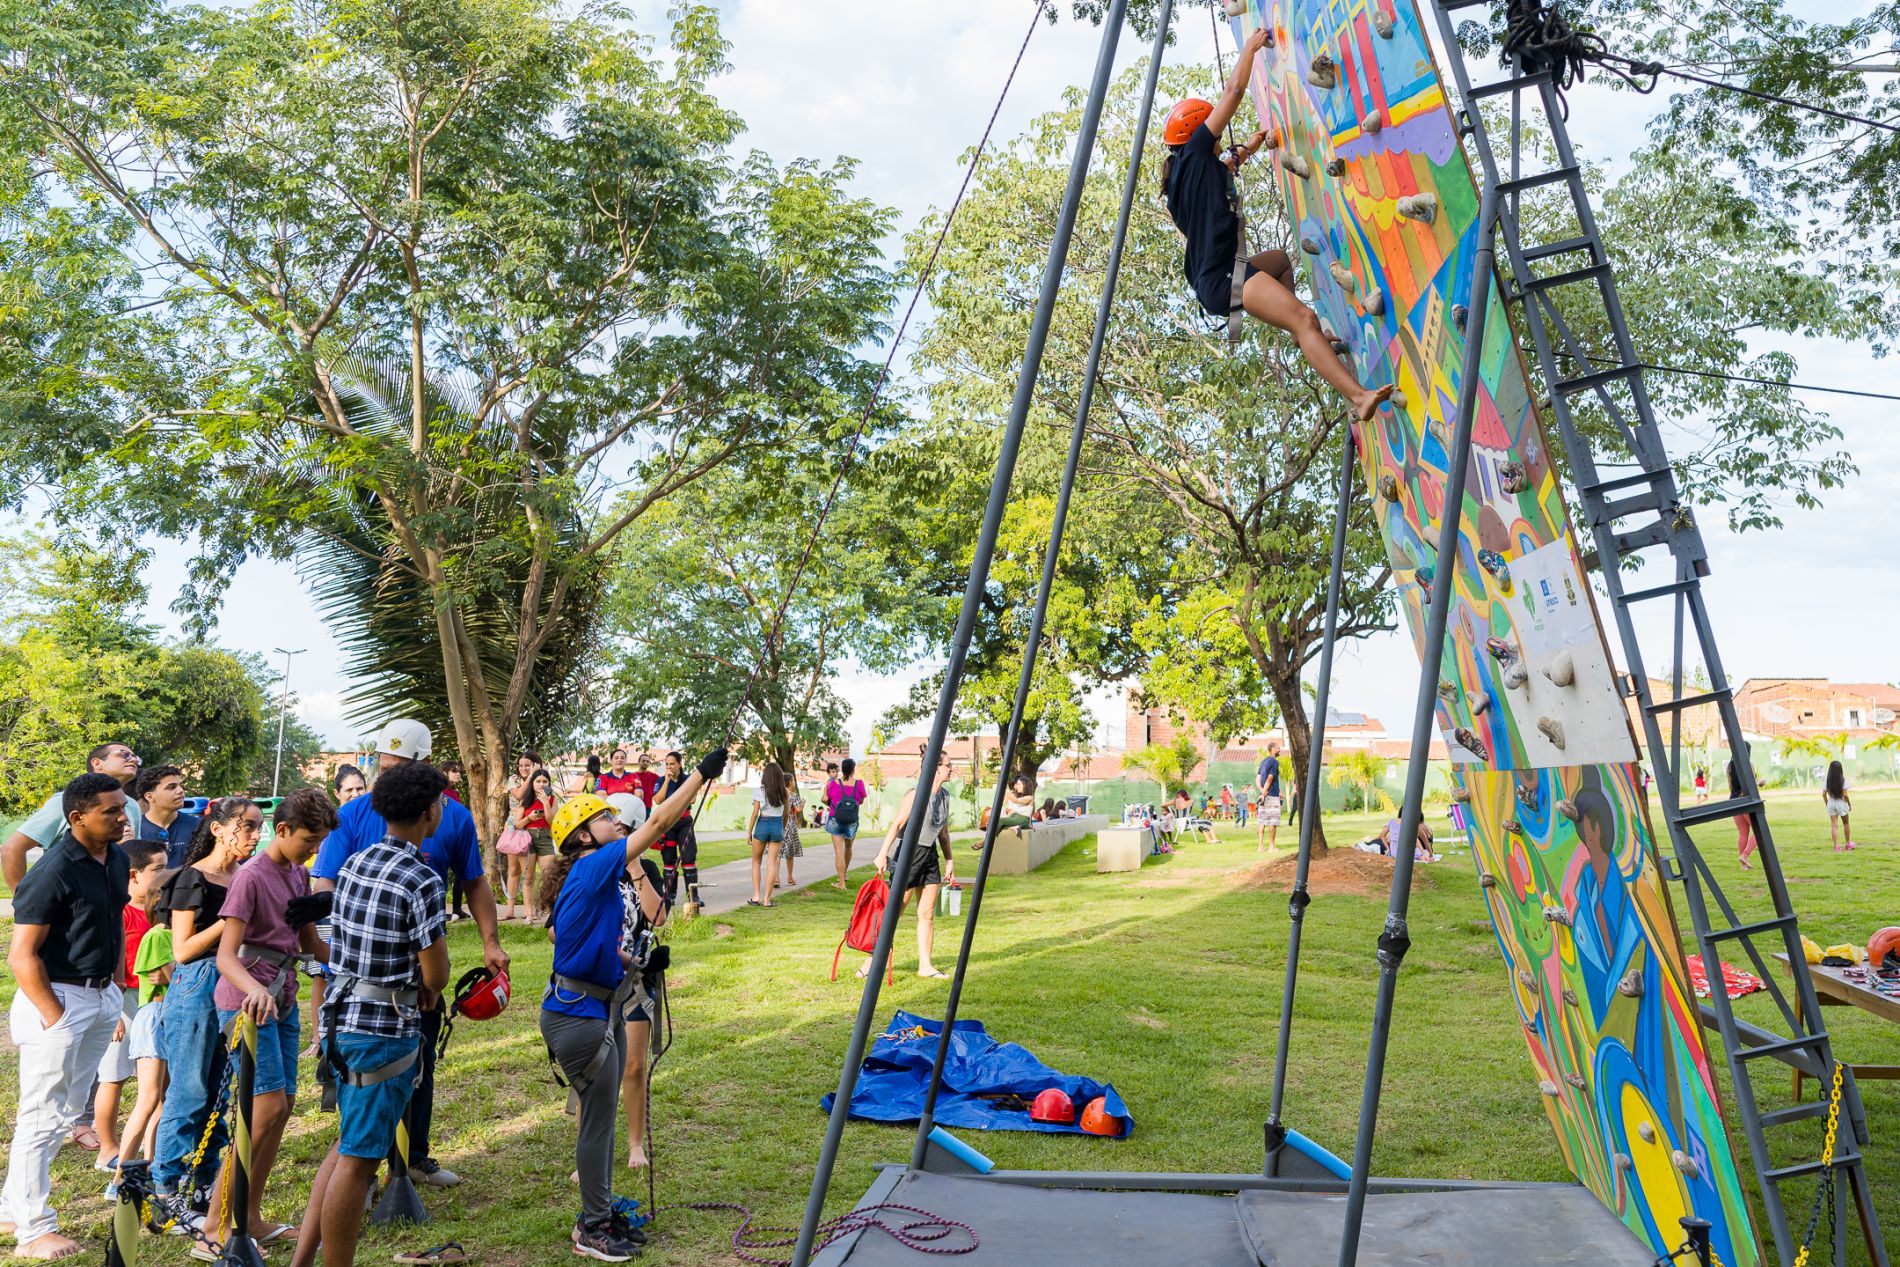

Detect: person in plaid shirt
[289, 763, 448, 1267]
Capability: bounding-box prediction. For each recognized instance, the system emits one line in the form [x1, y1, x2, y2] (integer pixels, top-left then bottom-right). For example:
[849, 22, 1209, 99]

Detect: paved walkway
[690, 829, 988, 917]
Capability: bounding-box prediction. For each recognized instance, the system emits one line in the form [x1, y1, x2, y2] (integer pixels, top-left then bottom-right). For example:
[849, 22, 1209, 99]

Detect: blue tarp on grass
[819, 1011, 1134, 1136]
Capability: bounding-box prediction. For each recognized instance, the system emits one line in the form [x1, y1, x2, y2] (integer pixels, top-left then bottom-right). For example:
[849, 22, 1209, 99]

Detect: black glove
[696, 747, 729, 781]
[638, 857, 664, 891]
[645, 944, 670, 976]
[287, 891, 334, 929]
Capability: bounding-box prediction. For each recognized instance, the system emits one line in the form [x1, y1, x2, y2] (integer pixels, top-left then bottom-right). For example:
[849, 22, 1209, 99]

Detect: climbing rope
[663, 1201, 978, 1266]
[693, 0, 1053, 796]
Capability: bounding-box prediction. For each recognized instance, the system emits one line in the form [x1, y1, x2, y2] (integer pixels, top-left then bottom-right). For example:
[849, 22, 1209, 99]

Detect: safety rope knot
[1495, 0, 1662, 116]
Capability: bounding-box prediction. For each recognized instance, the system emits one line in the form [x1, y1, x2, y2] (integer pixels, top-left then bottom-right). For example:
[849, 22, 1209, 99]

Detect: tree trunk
[1265, 668, 1327, 855]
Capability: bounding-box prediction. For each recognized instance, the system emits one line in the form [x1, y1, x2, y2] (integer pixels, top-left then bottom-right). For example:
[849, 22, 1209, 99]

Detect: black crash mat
[818, 1170, 1259, 1266]
[1237, 1185, 1657, 1266]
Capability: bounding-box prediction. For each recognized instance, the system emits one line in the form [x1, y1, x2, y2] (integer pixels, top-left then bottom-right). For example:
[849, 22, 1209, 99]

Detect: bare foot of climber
[627, 1147, 648, 1170]
[1354, 383, 1395, 423]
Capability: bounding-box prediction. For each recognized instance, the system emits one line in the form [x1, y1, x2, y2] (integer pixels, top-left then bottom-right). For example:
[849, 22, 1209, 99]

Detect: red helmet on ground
[1030, 1088, 1075, 1125]
[1870, 926, 1900, 969]
[1164, 98, 1214, 146]
[1079, 1096, 1124, 1137]
[452, 967, 511, 1021]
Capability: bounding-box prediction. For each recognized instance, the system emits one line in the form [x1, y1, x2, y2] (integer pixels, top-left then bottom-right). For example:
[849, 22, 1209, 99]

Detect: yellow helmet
[551, 793, 616, 850]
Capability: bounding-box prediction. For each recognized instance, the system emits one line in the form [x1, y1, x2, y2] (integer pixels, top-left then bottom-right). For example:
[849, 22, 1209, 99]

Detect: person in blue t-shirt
[1255, 740, 1285, 854]
[540, 746, 726, 1263]
[309, 718, 509, 1191]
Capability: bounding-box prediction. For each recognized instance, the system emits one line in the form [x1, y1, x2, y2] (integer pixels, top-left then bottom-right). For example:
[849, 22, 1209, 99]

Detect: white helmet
[605, 792, 648, 829]
[375, 718, 433, 761]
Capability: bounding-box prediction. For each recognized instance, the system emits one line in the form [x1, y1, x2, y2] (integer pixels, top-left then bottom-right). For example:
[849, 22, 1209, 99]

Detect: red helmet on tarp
[452, 967, 511, 1021]
[1079, 1096, 1124, 1137]
[1030, 1088, 1075, 1125]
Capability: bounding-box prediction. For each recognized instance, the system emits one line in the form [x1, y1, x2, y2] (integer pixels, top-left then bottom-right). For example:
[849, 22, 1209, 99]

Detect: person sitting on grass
[539, 750, 725, 1263]
[1161, 26, 1394, 423]
[866, 758, 956, 981]
[203, 789, 336, 1255]
[288, 762, 450, 1267]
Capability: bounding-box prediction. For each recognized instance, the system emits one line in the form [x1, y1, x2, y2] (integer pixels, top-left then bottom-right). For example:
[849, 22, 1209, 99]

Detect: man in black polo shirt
[1, 773, 131, 1260]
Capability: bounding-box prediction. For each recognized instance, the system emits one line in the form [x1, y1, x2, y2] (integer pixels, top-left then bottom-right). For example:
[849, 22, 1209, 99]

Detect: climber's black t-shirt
[1165, 123, 1242, 318]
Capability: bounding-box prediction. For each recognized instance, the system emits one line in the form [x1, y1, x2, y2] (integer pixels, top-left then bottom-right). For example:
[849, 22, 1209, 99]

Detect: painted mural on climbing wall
[1218, 1, 1760, 1263]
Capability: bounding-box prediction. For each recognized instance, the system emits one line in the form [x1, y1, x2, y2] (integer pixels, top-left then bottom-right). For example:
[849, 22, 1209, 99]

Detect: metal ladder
[1424, 5, 1887, 1264]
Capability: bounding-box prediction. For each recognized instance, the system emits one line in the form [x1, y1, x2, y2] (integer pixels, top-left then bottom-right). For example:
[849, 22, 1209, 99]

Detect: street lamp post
[271, 647, 305, 798]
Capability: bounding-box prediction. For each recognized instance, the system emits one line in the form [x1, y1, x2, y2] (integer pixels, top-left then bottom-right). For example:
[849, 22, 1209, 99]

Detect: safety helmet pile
[1078, 1096, 1123, 1138]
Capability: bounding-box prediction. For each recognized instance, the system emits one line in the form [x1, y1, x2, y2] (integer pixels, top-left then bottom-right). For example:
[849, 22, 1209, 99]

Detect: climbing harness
[663, 1201, 978, 1267]
[543, 972, 639, 1096]
[322, 974, 424, 1087]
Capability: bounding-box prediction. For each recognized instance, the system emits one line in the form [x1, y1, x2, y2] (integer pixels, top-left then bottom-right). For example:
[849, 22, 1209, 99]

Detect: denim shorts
[824, 817, 859, 841]
[753, 816, 785, 844]
[129, 995, 165, 1062]
[332, 1032, 420, 1158]
[217, 1006, 301, 1098]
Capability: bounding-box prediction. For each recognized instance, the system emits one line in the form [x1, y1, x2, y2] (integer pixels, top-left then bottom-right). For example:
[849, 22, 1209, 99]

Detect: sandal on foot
[918, 969, 948, 979]
[395, 1243, 469, 1264]
[68, 1126, 100, 1151]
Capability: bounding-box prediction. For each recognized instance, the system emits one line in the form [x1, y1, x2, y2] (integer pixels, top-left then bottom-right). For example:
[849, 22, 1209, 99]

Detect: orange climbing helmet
[1079, 1095, 1124, 1137]
[1869, 926, 1900, 969]
[1030, 1088, 1075, 1125]
[1164, 98, 1214, 146]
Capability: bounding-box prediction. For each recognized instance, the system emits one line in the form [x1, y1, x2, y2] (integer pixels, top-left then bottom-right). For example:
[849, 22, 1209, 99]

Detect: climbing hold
[1484, 636, 1518, 663]
[1516, 782, 1540, 810]
[1502, 817, 1521, 835]
[1363, 288, 1386, 316]
[1371, 7, 1394, 38]
[1388, 388, 1410, 410]
[1636, 1122, 1656, 1144]
[1540, 1079, 1561, 1098]
[1325, 157, 1346, 177]
[1300, 237, 1321, 256]
[1502, 662, 1529, 689]
[1498, 461, 1529, 494]
[1451, 303, 1468, 330]
[1479, 871, 1498, 888]
[1556, 798, 1579, 823]
[1671, 1150, 1702, 1180]
[1537, 717, 1566, 749]
[1263, 126, 1283, 150]
[1329, 337, 1351, 356]
[1454, 727, 1488, 760]
[1307, 53, 1337, 90]
[1518, 969, 1538, 990]
[1396, 193, 1439, 224]
[1561, 988, 1579, 1007]
[1451, 784, 1473, 804]
[1437, 681, 1460, 702]
[1471, 693, 1492, 716]
[1361, 112, 1383, 135]
[1476, 548, 1512, 590]
[1564, 1073, 1587, 1089]
[1672, 505, 1694, 532]
[1283, 153, 1312, 179]
[1428, 417, 1450, 445]
[1415, 565, 1434, 587]
[1618, 969, 1643, 998]
[1329, 260, 1357, 293]
[1378, 473, 1400, 501]
[1223, 0, 1248, 16]
[1543, 650, 1576, 687]
[1614, 1152, 1633, 1172]
[1543, 906, 1573, 927]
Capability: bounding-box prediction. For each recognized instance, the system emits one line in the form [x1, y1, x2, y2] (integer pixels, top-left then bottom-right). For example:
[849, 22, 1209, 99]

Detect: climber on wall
[1161, 24, 1393, 423]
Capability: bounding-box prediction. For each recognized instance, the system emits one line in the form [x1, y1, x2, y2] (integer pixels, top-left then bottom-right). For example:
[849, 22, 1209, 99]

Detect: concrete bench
[987, 814, 1109, 876]
[1095, 825, 1153, 873]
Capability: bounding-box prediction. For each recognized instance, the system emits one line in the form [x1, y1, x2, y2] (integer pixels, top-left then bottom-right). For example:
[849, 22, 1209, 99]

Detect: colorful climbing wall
[1221, 2, 1759, 1262]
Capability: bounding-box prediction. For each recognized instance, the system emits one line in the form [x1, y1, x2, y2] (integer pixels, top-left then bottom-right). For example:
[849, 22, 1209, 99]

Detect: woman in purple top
[824, 758, 868, 891]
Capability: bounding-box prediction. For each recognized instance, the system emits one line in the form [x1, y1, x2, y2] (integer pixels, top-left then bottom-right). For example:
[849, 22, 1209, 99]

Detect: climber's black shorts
[1196, 260, 1260, 320]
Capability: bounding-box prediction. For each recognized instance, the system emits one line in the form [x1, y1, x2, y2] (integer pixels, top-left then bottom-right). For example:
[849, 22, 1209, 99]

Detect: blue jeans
[752, 816, 784, 843]
[216, 1006, 301, 1098]
[152, 958, 230, 1193]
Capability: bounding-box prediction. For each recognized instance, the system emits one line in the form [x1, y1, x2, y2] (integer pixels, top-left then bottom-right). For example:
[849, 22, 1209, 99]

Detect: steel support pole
[789, 6, 1130, 1261]
[906, 0, 1175, 1172]
[1335, 184, 1499, 1267]
[1264, 423, 1356, 1176]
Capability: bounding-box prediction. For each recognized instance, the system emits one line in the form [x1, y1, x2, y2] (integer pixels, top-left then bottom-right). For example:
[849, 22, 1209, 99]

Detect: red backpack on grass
[832, 873, 895, 985]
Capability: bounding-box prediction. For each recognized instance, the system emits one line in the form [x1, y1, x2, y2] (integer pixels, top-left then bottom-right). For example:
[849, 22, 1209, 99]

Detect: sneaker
[409, 1159, 462, 1187]
[572, 1219, 640, 1262]
[166, 1201, 206, 1238]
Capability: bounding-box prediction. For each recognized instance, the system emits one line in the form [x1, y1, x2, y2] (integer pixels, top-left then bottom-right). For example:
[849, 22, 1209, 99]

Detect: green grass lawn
[1, 795, 1895, 1265]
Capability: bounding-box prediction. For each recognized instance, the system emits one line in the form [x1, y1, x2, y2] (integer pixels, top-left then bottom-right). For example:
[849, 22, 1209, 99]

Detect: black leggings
[660, 820, 698, 901]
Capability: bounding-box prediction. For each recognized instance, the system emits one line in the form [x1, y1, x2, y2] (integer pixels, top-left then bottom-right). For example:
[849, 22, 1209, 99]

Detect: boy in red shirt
[93, 839, 167, 1168]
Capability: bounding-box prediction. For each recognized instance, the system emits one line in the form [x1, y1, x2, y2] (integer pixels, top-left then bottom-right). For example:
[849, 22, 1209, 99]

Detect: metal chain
[663, 1201, 978, 1266]
[1791, 1061, 1845, 1267]
[138, 1026, 244, 1260]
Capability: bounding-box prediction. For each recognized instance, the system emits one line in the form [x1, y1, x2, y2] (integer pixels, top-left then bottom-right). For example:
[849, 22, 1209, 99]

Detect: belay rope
[661, 1202, 978, 1267]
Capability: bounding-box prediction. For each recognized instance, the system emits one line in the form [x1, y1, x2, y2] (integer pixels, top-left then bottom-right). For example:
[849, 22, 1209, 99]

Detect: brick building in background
[1734, 678, 1900, 740]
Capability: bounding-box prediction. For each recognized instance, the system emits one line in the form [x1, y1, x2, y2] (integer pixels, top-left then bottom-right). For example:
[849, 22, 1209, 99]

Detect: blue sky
[129, 0, 1895, 750]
